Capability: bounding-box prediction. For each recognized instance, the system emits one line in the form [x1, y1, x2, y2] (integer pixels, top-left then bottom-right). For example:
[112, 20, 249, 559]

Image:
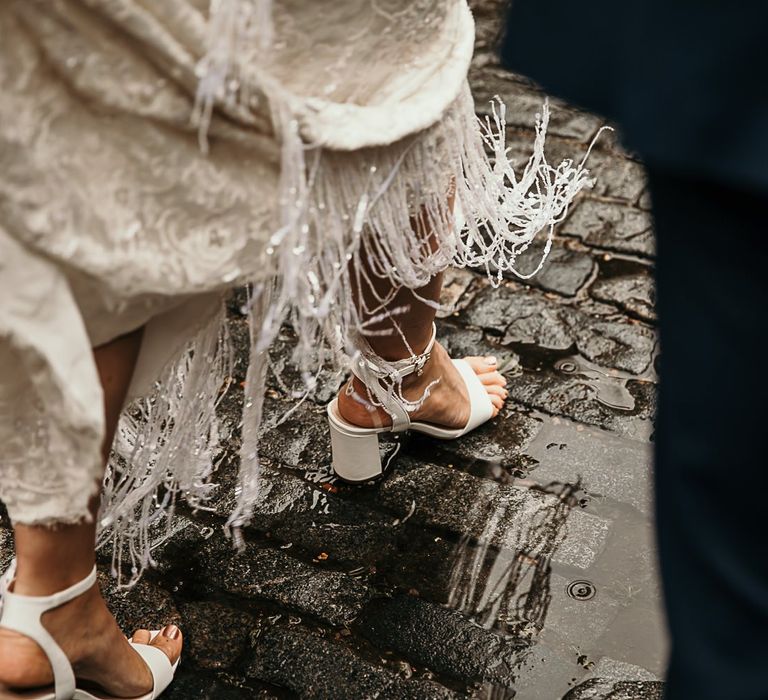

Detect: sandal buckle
[414, 351, 431, 376]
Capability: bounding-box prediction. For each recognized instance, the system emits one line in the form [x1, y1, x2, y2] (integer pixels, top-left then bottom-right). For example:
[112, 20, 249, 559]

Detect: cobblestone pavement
[0, 2, 666, 699]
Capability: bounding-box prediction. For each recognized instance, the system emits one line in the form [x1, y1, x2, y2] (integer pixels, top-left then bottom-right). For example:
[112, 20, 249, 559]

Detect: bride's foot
[0, 580, 182, 697]
[337, 340, 508, 430]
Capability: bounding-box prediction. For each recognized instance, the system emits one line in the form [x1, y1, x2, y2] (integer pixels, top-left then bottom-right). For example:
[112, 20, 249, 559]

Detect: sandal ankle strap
[354, 323, 437, 381]
[0, 565, 97, 700]
[351, 323, 438, 432]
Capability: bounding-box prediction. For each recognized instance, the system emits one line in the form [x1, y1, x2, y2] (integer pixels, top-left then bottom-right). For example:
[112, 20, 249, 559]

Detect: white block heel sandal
[0, 564, 180, 700]
[327, 324, 495, 483]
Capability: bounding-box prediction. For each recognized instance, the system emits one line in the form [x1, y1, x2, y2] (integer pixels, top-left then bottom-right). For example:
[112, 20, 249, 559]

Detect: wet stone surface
[561, 203, 655, 260]
[514, 241, 597, 297]
[591, 274, 657, 324]
[207, 544, 372, 627]
[358, 595, 524, 689]
[0, 2, 665, 698]
[247, 625, 459, 700]
[562, 680, 665, 700]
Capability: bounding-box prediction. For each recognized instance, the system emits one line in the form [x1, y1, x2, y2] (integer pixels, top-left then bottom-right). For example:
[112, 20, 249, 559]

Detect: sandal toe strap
[452, 359, 495, 434]
[130, 635, 178, 699]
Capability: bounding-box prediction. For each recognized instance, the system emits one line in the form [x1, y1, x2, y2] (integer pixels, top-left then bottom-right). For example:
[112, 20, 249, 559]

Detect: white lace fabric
[0, 0, 597, 585]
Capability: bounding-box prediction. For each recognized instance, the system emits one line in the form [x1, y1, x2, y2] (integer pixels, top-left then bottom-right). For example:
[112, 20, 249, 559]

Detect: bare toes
[490, 394, 504, 411]
[149, 625, 183, 665]
[464, 356, 499, 374]
[479, 371, 507, 388]
[131, 629, 151, 645]
[486, 384, 508, 401]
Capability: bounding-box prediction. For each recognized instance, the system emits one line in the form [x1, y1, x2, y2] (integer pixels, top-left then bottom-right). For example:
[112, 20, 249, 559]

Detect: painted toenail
[162, 624, 180, 640]
[485, 356, 497, 365]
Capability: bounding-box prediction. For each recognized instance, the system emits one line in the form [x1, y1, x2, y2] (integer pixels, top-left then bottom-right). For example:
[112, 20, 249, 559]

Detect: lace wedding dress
[0, 0, 595, 585]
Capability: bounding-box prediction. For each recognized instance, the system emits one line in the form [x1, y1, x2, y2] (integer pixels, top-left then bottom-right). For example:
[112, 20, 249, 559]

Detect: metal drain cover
[567, 580, 596, 601]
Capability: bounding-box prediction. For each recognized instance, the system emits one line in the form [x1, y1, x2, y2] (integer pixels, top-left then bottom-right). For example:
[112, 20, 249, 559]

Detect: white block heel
[0, 563, 180, 700]
[327, 399, 386, 482]
[328, 323, 495, 483]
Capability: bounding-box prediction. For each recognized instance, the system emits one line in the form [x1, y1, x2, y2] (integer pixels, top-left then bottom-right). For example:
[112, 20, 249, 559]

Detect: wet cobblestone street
[0, 2, 666, 698]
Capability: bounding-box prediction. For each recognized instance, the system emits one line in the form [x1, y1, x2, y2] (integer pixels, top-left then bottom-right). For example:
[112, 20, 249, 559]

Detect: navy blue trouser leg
[648, 169, 768, 700]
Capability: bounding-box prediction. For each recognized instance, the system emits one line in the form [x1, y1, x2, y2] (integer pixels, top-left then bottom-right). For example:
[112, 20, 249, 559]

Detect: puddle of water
[554, 356, 636, 412]
[437, 413, 665, 697]
[523, 415, 666, 695]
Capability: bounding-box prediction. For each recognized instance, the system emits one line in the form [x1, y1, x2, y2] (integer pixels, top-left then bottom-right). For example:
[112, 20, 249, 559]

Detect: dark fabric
[649, 168, 768, 699]
[500, 1, 768, 193]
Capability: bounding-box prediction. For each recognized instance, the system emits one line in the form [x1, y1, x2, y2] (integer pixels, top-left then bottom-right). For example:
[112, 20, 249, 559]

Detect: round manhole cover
[566, 580, 596, 601]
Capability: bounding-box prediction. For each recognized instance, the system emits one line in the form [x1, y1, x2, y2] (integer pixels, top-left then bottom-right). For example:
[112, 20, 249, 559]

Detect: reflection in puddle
[555, 356, 635, 412]
[447, 477, 579, 634]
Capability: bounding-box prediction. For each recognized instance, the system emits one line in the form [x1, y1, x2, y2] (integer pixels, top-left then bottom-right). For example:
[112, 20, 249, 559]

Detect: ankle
[13, 562, 96, 596]
[364, 322, 436, 363]
[13, 519, 97, 596]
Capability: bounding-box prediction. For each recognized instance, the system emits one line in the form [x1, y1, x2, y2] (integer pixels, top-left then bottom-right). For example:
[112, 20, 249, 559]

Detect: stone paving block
[246, 464, 398, 565]
[459, 284, 573, 340]
[471, 234, 596, 298]
[382, 525, 526, 615]
[592, 603, 668, 678]
[357, 594, 523, 690]
[207, 544, 371, 626]
[502, 297, 577, 351]
[507, 371, 655, 441]
[570, 505, 662, 615]
[584, 151, 647, 204]
[376, 458, 565, 556]
[436, 267, 480, 318]
[461, 284, 656, 376]
[258, 397, 331, 471]
[563, 679, 664, 700]
[515, 241, 597, 297]
[408, 403, 542, 469]
[101, 572, 181, 634]
[571, 318, 656, 376]
[554, 509, 611, 570]
[178, 600, 255, 670]
[510, 640, 589, 699]
[357, 519, 547, 638]
[591, 274, 656, 324]
[266, 329, 343, 405]
[526, 418, 653, 516]
[562, 201, 655, 259]
[435, 322, 521, 373]
[590, 659, 660, 683]
[378, 528, 466, 604]
[163, 668, 257, 700]
[247, 624, 457, 699]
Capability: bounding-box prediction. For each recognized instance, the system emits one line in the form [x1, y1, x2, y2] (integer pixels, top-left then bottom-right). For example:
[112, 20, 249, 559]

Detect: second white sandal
[0, 564, 180, 700]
